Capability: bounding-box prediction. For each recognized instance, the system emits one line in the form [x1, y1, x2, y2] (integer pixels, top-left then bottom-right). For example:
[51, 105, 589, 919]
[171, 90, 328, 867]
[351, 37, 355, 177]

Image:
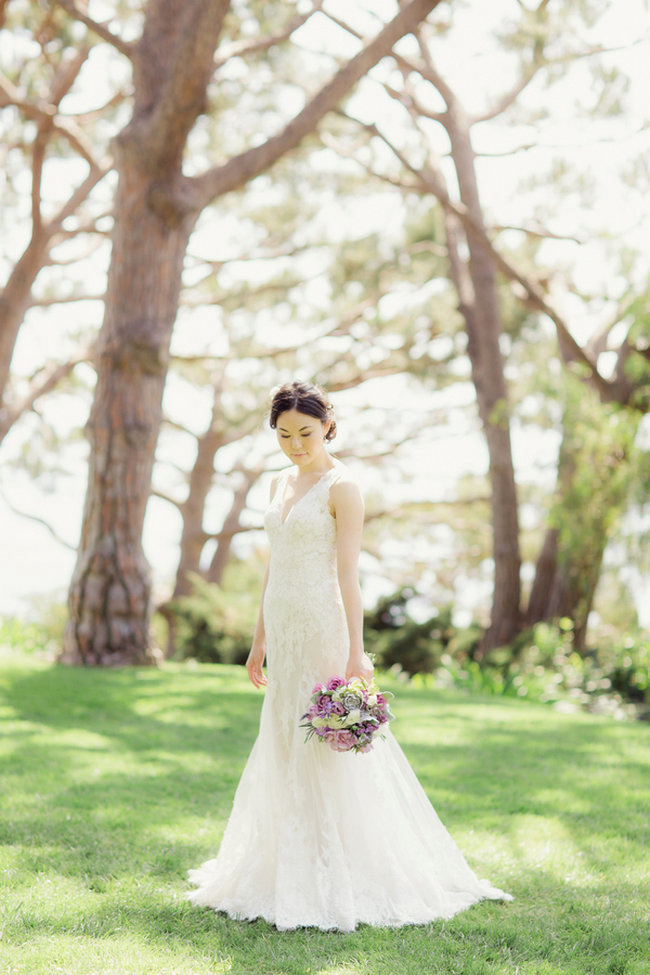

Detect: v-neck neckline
[279, 466, 336, 526]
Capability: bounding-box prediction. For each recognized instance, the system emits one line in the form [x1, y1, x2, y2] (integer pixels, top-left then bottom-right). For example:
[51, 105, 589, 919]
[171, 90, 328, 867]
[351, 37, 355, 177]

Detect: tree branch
[471, 38, 646, 125]
[0, 347, 93, 444]
[52, 0, 134, 58]
[28, 292, 106, 308]
[188, 0, 443, 209]
[44, 162, 112, 236]
[320, 132, 424, 192]
[343, 111, 618, 401]
[214, 1, 324, 68]
[182, 277, 305, 309]
[150, 488, 183, 510]
[492, 222, 585, 244]
[186, 239, 319, 272]
[0, 489, 77, 550]
[471, 59, 544, 125]
[129, 0, 230, 172]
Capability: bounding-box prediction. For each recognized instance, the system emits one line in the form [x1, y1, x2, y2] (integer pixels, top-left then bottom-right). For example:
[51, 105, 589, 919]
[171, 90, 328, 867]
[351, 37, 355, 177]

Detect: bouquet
[300, 675, 394, 753]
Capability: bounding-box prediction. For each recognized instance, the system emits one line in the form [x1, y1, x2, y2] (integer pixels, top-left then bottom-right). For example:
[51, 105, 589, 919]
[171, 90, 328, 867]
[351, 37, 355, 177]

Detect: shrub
[364, 590, 467, 676]
[0, 601, 66, 657]
[365, 590, 649, 718]
[165, 569, 260, 664]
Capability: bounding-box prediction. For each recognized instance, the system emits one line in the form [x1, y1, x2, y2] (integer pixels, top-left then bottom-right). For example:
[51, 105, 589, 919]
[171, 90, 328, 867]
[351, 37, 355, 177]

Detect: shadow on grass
[2, 659, 649, 974]
[3, 662, 649, 857]
[5, 876, 648, 975]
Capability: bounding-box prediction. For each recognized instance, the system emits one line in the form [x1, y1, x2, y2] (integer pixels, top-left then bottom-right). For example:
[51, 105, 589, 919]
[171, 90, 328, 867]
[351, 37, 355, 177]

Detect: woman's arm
[245, 475, 279, 688]
[246, 561, 269, 688]
[331, 478, 374, 683]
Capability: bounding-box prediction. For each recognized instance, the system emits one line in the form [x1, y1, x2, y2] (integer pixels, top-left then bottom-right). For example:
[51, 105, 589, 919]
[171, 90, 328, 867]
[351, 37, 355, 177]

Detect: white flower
[343, 709, 362, 727]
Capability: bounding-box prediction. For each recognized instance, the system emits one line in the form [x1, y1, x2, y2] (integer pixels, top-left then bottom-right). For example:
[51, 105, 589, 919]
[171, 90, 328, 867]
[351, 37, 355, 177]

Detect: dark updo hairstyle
[269, 380, 337, 442]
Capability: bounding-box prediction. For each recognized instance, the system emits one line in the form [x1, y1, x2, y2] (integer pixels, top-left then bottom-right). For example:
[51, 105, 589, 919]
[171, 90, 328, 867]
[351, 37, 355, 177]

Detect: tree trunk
[206, 468, 260, 586]
[171, 379, 227, 601]
[62, 0, 230, 664]
[61, 162, 197, 665]
[526, 525, 604, 649]
[525, 389, 637, 650]
[444, 108, 521, 650]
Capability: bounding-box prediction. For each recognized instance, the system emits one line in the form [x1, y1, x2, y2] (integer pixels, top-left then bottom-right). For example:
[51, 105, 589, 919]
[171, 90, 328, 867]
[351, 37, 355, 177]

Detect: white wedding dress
[187, 463, 512, 931]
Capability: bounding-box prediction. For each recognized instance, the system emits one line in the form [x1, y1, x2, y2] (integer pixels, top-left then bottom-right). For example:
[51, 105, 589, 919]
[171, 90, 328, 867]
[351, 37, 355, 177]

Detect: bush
[165, 567, 261, 664]
[364, 589, 480, 677]
[438, 619, 650, 718]
[0, 601, 66, 657]
[365, 590, 649, 718]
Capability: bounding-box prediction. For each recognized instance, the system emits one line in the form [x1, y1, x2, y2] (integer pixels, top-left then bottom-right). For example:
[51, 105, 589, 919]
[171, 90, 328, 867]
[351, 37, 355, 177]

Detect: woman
[187, 380, 511, 931]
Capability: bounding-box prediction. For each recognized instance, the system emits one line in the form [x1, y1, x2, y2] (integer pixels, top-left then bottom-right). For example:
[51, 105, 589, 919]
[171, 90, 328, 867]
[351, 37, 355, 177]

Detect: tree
[320, 1, 650, 648]
[56, 0, 443, 665]
[0, 1, 114, 443]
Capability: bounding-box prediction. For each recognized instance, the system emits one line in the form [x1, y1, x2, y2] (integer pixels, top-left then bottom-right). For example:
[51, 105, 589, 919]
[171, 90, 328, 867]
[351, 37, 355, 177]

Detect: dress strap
[322, 464, 344, 487]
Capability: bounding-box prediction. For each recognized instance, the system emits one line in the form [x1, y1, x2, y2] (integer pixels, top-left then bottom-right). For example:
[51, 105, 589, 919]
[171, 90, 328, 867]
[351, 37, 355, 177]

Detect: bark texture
[441, 103, 521, 650]
[63, 0, 230, 664]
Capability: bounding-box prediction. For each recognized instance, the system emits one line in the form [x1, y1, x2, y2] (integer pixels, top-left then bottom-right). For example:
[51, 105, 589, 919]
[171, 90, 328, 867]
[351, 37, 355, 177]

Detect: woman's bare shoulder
[330, 464, 363, 502]
[330, 461, 359, 485]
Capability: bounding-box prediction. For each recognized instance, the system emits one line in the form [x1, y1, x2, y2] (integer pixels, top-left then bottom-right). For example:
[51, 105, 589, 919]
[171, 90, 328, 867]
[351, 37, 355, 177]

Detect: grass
[0, 648, 648, 975]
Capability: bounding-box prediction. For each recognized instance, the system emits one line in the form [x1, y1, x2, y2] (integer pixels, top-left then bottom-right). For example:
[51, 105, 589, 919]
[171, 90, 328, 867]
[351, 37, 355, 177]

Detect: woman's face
[276, 409, 330, 468]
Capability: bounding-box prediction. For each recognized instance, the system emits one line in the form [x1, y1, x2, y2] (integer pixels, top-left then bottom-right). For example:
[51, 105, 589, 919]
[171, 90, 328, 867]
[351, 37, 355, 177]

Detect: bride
[187, 380, 512, 931]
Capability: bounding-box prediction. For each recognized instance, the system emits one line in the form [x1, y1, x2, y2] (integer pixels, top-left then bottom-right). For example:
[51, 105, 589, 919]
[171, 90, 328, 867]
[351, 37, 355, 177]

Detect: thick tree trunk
[62, 0, 230, 664]
[444, 109, 521, 650]
[62, 161, 197, 665]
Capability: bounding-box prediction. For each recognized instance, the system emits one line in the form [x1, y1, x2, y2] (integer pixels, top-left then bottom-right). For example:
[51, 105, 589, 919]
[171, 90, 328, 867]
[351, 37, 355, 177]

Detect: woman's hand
[246, 645, 267, 688]
[346, 651, 374, 684]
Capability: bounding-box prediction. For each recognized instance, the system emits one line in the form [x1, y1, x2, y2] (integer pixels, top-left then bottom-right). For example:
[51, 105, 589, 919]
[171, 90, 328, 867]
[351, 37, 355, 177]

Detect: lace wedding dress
[187, 464, 512, 931]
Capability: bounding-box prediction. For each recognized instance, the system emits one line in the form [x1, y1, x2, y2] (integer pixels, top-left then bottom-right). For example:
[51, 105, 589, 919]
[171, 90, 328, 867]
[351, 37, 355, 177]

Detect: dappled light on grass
[1, 651, 648, 975]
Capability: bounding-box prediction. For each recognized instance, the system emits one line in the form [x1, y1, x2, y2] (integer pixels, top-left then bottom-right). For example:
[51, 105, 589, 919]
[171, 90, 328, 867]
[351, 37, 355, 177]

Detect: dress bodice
[264, 465, 342, 594]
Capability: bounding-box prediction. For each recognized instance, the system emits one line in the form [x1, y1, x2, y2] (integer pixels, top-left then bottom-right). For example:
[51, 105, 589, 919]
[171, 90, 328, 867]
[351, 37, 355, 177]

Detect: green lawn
[0, 649, 648, 975]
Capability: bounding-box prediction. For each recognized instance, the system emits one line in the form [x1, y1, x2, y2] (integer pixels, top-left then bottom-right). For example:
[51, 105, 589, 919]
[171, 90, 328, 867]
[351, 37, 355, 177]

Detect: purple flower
[326, 676, 346, 691]
[316, 694, 337, 713]
[330, 730, 356, 752]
